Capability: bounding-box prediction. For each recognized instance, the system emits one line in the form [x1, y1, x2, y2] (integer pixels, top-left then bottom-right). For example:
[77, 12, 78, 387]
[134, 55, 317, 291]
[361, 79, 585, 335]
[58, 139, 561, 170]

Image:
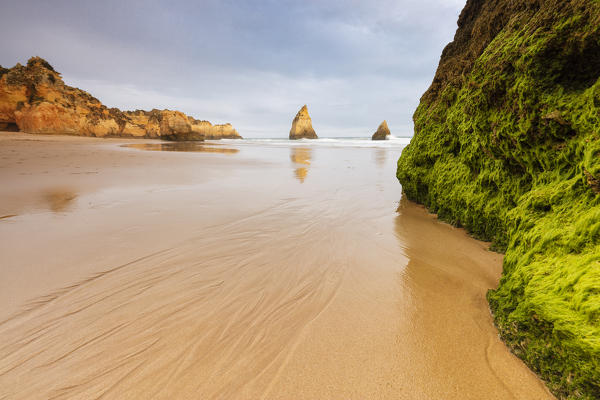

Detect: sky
[0, 0, 465, 138]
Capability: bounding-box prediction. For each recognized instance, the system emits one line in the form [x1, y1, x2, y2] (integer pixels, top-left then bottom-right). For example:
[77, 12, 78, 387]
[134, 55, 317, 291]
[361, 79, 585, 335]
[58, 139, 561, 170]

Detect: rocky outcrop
[397, 1, 600, 398]
[189, 118, 240, 139]
[0, 57, 241, 141]
[289, 105, 317, 139]
[371, 120, 390, 140]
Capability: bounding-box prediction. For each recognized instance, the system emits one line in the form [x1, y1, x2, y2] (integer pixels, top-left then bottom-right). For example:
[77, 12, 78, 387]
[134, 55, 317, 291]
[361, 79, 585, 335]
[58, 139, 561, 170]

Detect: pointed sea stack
[289, 105, 317, 140]
[371, 120, 390, 140]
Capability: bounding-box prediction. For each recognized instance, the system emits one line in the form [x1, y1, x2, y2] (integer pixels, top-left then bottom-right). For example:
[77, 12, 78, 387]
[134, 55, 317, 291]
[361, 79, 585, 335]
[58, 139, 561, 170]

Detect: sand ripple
[0, 134, 555, 399]
[0, 204, 346, 399]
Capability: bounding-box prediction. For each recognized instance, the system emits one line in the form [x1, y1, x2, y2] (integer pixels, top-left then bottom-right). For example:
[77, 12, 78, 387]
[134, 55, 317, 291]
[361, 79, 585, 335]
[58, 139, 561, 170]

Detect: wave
[216, 136, 412, 148]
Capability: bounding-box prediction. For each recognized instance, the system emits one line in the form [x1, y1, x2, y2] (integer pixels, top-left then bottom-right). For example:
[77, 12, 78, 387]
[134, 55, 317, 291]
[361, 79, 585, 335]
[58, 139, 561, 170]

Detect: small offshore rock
[372, 120, 390, 140]
[289, 105, 317, 140]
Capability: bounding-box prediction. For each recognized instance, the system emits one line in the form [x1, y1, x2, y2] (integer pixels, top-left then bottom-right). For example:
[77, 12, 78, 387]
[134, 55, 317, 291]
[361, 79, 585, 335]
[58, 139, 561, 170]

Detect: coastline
[396, 0, 600, 397]
[0, 132, 553, 399]
[0, 58, 242, 141]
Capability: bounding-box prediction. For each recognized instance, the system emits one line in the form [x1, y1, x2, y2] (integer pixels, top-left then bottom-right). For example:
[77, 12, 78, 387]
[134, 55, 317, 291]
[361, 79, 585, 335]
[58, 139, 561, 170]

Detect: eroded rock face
[189, 119, 240, 139]
[0, 57, 242, 141]
[371, 120, 390, 140]
[289, 105, 317, 140]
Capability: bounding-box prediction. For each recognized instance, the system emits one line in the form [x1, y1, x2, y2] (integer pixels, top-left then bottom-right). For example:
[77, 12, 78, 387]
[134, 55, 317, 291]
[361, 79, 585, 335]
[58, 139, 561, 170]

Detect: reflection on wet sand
[290, 147, 312, 183]
[373, 148, 387, 168]
[393, 197, 554, 399]
[294, 167, 308, 182]
[123, 142, 239, 154]
[43, 188, 77, 212]
[0, 134, 555, 399]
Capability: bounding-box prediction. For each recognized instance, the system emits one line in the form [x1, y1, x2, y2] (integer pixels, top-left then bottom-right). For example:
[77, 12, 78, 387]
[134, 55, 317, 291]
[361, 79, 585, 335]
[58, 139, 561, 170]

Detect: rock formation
[289, 105, 317, 139]
[396, 1, 600, 398]
[188, 118, 240, 139]
[0, 57, 242, 141]
[371, 120, 390, 140]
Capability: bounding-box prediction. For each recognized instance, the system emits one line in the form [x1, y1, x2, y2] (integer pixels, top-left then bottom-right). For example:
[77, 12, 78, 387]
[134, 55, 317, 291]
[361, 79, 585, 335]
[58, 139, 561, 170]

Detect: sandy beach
[0, 132, 554, 399]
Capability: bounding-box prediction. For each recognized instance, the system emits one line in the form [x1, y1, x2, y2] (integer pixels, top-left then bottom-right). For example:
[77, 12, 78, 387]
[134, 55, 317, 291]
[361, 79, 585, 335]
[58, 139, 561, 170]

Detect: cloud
[0, 0, 465, 137]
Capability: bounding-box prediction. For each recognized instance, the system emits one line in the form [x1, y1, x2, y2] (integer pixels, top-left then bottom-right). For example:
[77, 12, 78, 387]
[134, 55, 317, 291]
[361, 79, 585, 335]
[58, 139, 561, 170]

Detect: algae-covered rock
[372, 120, 390, 140]
[0, 57, 242, 140]
[289, 105, 317, 139]
[397, 0, 600, 398]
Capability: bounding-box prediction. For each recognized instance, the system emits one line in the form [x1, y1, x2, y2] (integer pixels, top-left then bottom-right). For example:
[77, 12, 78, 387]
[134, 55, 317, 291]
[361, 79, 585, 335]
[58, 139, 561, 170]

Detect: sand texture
[0, 132, 553, 399]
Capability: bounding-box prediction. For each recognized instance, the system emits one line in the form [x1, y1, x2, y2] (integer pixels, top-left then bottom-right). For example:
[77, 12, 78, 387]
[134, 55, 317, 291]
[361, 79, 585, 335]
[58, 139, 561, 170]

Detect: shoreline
[0, 132, 554, 399]
[395, 1, 600, 397]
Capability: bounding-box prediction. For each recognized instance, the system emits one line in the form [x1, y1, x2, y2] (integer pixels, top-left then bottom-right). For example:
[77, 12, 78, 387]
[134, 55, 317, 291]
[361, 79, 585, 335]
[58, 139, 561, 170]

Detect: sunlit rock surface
[0, 57, 241, 141]
[289, 105, 317, 140]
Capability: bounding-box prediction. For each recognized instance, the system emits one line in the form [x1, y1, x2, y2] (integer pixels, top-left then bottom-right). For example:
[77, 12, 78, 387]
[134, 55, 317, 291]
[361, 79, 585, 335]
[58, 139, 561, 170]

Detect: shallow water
[122, 142, 240, 153]
[0, 133, 554, 399]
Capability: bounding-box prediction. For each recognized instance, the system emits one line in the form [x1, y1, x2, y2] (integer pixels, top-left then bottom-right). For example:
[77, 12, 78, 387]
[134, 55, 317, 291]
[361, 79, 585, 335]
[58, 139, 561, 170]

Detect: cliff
[0, 57, 242, 141]
[397, 1, 599, 398]
[372, 120, 390, 140]
[289, 105, 318, 139]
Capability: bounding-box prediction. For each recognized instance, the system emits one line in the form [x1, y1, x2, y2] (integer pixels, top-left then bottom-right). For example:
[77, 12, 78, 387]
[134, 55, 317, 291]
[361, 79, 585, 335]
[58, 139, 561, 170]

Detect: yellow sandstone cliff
[0, 57, 241, 141]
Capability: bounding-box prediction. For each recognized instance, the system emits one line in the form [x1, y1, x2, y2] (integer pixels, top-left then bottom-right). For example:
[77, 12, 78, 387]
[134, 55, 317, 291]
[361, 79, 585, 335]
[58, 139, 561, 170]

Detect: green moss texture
[397, 0, 600, 398]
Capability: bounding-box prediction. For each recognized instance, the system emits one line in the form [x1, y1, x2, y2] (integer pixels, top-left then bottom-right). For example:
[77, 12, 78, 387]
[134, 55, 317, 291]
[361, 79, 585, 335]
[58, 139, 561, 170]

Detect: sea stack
[289, 105, 317, 140]
[371, 120, 390, 140]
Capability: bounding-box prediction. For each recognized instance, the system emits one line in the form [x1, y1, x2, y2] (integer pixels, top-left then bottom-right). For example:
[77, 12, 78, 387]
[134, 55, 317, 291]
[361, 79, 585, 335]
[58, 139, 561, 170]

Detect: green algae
[397, 1, 600, 398]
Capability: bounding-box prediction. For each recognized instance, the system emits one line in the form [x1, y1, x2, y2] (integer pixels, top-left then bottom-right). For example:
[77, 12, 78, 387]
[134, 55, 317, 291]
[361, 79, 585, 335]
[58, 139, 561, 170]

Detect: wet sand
[0, 132, 554, 399]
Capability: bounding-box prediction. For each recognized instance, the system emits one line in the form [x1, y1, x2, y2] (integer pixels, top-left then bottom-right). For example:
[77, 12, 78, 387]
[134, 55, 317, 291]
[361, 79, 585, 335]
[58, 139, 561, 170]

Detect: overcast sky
[0, 0, 464, 137]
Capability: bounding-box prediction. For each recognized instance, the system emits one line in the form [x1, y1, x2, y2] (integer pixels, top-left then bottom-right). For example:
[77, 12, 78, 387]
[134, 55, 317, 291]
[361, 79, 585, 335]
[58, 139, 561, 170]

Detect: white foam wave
[216, 136, 412, 148]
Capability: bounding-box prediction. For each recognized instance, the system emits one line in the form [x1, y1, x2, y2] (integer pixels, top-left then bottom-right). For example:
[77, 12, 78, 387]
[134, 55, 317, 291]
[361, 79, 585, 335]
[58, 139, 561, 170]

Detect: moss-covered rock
[397, 0, 600, 398]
